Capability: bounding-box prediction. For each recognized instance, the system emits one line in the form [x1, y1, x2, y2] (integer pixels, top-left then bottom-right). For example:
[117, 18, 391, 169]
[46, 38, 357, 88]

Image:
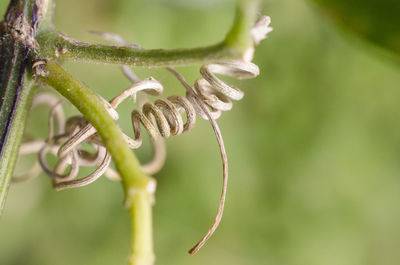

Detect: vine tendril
[14, 15, 272, 254]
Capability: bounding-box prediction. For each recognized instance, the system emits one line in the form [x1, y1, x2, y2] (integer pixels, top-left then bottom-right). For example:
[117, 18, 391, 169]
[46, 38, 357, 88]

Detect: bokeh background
[1, 0, 400, 264]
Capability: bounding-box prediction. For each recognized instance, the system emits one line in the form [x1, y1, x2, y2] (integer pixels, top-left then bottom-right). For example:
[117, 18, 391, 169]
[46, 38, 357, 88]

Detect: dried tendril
[14, 15, 272, 254]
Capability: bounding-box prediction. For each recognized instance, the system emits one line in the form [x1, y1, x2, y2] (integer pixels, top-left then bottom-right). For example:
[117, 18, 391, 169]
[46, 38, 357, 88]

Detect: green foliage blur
[313, 0, 400, 58]
[1, 0, 400, 265]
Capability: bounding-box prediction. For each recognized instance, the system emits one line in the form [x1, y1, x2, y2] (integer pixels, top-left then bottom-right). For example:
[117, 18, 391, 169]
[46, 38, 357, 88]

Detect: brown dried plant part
[14, 15, 272, 255]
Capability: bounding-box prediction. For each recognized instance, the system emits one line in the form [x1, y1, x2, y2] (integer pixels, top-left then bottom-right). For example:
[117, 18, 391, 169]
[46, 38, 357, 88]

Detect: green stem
[129, 190, 154, 265]
[38, 31, 229, 67]
[225, 0, 259, 52]
[0, 66, 35, 216]
[0, 0, 46, 216]
[36, 0, 259, 67]
[38, 61, 155, 265]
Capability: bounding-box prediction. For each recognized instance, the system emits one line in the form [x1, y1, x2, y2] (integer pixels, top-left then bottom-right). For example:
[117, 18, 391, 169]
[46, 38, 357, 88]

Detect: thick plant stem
[0, 0, 48, 215]
[0, 40, 29, 215]
[38, 61, 155, 265]
[0, 68, 35, 216]
[36, 0, 259, 67]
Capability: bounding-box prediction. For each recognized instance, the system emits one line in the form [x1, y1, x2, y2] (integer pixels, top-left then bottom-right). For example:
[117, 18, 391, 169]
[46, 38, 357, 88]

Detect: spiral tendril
[14, 15, 272, 254]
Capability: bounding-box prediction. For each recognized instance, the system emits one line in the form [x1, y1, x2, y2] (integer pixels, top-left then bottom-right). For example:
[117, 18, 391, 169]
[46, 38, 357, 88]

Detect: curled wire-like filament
[166, 60, 258, 254]
[38, 77, 168, 191]
[15, 15, 272, 255]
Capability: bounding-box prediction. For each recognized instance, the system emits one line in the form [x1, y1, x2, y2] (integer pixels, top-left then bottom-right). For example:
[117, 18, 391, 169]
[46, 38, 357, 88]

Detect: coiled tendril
[14, 16, 272, 254]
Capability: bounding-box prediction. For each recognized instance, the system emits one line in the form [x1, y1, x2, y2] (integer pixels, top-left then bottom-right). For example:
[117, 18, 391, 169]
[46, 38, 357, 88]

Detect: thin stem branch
[38, 32, 229, 67]
[37, 61, 155, 265]
[129, 190, 154, 265]
[36, 0, 259, 67]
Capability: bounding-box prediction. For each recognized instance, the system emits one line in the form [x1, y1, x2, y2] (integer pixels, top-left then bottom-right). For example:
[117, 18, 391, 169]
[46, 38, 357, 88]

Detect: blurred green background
[1, 0, 400, 265]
